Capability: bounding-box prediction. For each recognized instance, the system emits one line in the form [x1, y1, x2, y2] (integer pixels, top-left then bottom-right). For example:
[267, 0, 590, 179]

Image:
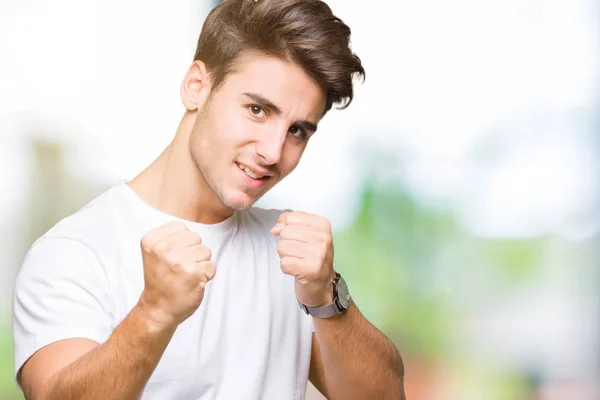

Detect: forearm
[313, 299, 404, 400]
[44, 301, 177, 400]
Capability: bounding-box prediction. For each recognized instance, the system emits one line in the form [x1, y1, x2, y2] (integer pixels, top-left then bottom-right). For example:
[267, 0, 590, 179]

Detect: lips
[236, 162, 270, 180]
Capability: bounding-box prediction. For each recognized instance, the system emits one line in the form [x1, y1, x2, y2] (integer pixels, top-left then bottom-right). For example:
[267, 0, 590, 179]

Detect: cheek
[280, 146, 304, 175]
[214, 110, 255, 146]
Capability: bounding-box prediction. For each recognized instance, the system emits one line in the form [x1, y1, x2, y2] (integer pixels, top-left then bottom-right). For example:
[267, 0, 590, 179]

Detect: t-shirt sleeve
[12, 236, 114, 381]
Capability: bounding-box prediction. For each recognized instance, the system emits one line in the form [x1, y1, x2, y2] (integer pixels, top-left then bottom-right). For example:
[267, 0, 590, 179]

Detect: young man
[13, 0, 404, 399]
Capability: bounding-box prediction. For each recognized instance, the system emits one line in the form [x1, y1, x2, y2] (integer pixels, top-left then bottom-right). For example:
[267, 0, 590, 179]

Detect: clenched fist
[138, 221, 215, 327]
[271, 211, 336, 308]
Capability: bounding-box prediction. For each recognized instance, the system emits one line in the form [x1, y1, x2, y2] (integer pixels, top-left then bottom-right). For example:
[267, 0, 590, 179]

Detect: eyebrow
[242, 92, 318, 134]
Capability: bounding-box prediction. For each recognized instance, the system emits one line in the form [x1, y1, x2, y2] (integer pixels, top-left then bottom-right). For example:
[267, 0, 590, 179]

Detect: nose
[255, 125, 287, 166]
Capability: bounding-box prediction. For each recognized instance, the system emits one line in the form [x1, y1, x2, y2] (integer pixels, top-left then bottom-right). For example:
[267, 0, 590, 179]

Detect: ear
[180, 60, 212, 111]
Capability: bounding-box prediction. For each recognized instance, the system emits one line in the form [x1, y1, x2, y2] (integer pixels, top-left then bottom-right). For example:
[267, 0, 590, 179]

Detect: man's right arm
[17, 221, 216, 400]
[20, 300, 176, 400]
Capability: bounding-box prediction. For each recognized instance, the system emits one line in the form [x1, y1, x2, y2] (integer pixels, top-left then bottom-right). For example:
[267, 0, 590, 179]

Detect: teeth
[238, 163, 264, 180]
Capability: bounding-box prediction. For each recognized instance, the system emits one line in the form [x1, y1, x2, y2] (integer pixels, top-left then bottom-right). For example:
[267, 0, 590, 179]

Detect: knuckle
[280, 266, 292, 276]
[279, 225, 294, 243]
[184, 231, 202, 244]
[200, 245, 212, 261]
[156, 243, 173, 261]
[319, 231, 331, 244]
[164, 251, 181, 267]
[181, 262, 196, 276]
[191, 233, 203, 245]
[280, 259, 293, 274]
[199, 261, 216, 280]
[279, 225, 288, 237]
[140, 235, 152, 251]
[280, 256, 292, 268]
[206, 262, 217, 280]
[276, 240, 285, 254]
[154, 240, 171, 255]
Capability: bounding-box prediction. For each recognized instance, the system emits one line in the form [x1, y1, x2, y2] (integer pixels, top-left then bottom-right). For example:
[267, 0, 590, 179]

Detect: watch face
[336, 276, 350, 309]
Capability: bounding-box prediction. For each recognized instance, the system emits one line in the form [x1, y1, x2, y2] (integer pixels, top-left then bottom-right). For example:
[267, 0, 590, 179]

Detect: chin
[220, 190, 258, 211]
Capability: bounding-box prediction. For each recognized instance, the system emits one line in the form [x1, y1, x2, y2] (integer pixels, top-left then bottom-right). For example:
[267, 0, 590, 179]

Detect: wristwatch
[297, 272, 350, 318]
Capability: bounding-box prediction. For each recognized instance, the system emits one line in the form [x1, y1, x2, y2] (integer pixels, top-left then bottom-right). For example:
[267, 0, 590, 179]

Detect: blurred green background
[1, 0, 598, 399]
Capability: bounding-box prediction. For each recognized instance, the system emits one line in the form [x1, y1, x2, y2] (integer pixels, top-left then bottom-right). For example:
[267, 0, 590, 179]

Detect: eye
[289, 125, 308, 140]
[248, 105, 267, 119]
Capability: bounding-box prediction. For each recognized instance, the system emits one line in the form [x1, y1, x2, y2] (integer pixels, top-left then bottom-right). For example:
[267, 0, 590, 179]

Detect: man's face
[189, 53, 326, 211]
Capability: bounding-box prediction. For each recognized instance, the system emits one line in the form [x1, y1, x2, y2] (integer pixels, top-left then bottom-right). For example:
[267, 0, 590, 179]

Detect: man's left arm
[271, 211, 405, 400]
[309, 300, 404, 400]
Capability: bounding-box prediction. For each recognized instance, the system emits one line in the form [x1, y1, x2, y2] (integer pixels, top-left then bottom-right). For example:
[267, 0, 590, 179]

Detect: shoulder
[17, 182, 126, 282]
[39, 182, 127, 249]
[16, 182, 129, 285]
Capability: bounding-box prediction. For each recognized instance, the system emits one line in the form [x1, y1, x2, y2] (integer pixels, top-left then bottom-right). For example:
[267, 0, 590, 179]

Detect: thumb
[271, 212, 290, 236]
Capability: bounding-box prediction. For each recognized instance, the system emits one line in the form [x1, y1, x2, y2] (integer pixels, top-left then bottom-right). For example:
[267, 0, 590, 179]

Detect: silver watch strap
[297, 299, 343, 318]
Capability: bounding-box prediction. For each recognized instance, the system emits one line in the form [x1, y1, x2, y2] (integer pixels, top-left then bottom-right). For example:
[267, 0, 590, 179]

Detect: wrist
[298, 272, 350, 318]
[136, 294, 179, 333]
[308, 291, 334, 308]
[301, 272, 337, 307]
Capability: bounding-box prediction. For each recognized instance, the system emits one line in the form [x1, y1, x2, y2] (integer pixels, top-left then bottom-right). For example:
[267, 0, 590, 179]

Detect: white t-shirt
[13, 181, 315, 399]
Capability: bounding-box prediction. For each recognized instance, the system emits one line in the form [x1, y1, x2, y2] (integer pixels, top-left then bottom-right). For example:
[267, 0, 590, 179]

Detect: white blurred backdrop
[0, 0, 598, 399]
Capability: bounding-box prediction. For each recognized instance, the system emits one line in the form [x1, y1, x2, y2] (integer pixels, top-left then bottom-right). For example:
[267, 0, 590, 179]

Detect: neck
[128, 111, 234, 225]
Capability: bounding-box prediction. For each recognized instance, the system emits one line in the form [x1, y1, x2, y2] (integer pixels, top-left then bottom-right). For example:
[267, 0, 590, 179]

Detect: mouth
[236, 162, 270, 181]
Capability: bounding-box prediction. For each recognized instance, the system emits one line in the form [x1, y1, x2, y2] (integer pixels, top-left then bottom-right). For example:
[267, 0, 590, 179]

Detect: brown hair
[193, 0, 365, 114]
